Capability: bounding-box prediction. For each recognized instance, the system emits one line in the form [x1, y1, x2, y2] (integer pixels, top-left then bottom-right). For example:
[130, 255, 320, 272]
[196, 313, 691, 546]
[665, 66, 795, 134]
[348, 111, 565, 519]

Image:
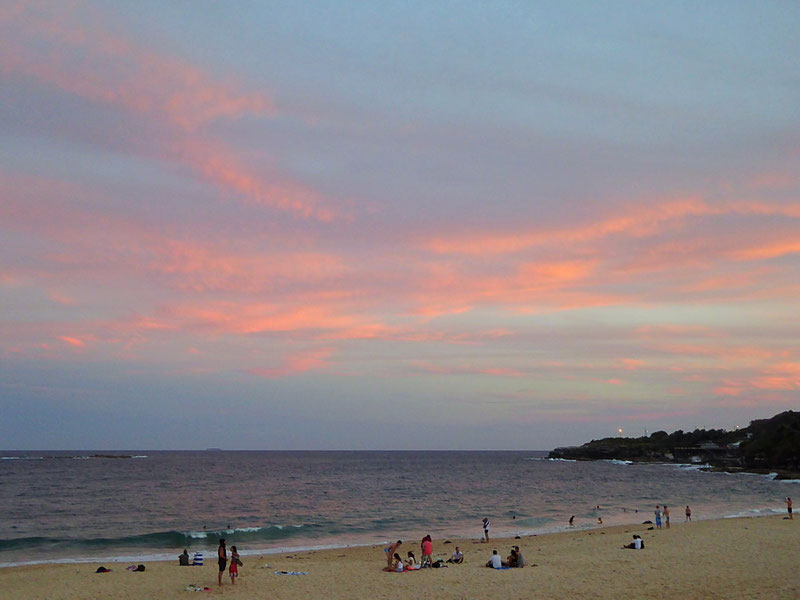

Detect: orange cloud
[731, 240, 800, 261]
[245, 347, 336, 378]
[621, 358, 645, 370]
[58, 336, 85, 348]
[424, 196, 712, 256]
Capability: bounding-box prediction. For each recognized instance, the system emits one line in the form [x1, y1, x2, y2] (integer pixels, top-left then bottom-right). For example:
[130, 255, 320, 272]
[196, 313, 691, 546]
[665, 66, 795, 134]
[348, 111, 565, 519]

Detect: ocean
[2, 450, 798, 568]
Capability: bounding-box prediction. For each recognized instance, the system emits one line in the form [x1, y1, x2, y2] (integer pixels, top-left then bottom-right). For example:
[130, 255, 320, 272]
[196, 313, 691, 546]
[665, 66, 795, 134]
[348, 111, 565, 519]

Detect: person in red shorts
[229, 545, 240, 584]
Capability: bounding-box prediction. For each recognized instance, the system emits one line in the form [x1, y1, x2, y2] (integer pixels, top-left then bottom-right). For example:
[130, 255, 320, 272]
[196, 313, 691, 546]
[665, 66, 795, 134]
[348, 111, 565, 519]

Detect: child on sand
[685, 506, 692, 522]
[229, 546, 240, 584]
[383, 553, 403, 572]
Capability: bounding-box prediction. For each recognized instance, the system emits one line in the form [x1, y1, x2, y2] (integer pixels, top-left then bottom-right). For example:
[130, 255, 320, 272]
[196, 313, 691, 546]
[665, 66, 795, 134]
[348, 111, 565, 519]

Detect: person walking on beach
[654, 506, 662, 529]
[664, 505, 670, 528]
[685, 506, 692, 522]
[482, 517, 490, 542]
[217, 539, 227, 586]
[385, 540, 402, 568]
[787, 497, 793, 519]
[229, 545, 240, 585]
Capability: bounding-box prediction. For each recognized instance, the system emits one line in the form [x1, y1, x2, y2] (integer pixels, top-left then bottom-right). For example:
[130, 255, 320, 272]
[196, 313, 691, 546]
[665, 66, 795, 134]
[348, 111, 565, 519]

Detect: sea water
[1, 450, 797, 567]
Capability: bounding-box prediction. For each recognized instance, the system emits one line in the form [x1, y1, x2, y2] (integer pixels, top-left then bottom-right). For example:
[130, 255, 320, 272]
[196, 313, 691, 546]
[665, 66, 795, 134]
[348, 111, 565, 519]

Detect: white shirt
[633, 538, 642, 550]
[490, 554, 502, 569]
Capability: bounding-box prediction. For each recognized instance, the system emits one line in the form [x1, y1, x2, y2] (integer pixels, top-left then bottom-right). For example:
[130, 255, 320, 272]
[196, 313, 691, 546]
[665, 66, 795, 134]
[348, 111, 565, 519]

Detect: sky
[1, 1, 798, 450]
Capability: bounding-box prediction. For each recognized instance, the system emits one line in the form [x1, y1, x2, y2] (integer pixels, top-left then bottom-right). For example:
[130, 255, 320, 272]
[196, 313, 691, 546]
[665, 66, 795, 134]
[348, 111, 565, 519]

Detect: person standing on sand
[664, 505, 670, 528]
[787, 497, 793, 519]
[385, 540, 402, 568]
[482, 517, 490, 542]
[421, 535, 433, 567]
[217, 539, 227, 586]
[228, 545, 240, 585]
[654, 506, 662, 529]
[685, 506, 692, 522]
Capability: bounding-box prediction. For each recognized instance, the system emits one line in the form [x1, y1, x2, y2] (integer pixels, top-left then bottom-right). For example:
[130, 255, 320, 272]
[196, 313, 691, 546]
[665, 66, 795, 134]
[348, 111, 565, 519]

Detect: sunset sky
[1, 1, 798, 450]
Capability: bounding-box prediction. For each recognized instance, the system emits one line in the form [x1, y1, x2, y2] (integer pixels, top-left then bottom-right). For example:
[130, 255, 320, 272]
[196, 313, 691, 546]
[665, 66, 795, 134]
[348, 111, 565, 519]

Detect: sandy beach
[2, 515, 797, 600]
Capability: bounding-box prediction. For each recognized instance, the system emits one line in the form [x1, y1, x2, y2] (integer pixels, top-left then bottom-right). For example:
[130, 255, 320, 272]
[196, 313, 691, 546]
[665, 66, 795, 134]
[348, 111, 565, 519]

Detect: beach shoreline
[2, 514, 797, 599]
[1, 504, 785, 570]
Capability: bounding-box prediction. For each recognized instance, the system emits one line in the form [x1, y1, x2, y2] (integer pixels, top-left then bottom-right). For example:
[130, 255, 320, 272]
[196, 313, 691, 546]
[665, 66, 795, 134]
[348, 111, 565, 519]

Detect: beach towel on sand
[185, 584, 211, 591]
[275, 570, 308, 575]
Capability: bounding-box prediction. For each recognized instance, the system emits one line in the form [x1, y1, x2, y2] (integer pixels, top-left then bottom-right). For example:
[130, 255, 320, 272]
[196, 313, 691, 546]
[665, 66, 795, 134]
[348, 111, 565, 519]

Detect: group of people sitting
[383, 537, 465, 572]
[485, 545, 525, 569]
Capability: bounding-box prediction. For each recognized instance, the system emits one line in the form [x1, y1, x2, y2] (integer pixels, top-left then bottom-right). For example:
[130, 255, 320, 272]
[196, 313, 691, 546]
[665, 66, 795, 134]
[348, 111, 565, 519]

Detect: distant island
[549, 410, 800, 479]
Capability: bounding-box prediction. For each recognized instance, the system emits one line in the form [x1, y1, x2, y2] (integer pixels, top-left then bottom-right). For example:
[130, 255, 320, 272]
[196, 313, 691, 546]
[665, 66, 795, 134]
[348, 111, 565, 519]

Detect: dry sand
[2, 515, 797, 599]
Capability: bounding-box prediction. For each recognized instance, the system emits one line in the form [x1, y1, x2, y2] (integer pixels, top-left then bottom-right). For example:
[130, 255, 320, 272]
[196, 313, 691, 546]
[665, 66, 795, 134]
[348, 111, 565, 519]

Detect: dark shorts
[218, 558, 228, 572]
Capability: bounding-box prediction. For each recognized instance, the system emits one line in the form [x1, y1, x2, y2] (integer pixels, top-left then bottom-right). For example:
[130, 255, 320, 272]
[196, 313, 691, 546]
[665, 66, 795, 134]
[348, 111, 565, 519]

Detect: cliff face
[549, 410, 800, 475]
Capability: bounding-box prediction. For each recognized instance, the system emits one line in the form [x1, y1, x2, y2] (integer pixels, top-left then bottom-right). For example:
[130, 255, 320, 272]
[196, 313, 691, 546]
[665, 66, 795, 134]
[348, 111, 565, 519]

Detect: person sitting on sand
[405, 551, 419, 570]
[504, 548, 519, 567]
[446, 546, 464, 564]
[179, 549, 190, 566]
[385, 540, 402, 568]
[513, 545, 525, 567]
[486, 549, 503, 569]
[621, 535, 644, 549]
[383, 553, 404, 572]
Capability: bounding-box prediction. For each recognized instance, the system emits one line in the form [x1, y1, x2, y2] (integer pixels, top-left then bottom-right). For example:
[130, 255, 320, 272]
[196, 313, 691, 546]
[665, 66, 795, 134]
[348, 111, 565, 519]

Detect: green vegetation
[549, 410, 800, 475]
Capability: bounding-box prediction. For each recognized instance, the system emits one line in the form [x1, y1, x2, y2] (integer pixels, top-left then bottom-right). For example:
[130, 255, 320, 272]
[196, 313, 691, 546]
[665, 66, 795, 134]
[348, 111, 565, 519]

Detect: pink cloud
[410, 361, 527, 377]
[0, 2, 338, 221]
[621, 358, 645, 370]
[58, 336, 85, 348]
[0, 2, 275, 131]
[245, 347, 336, 378]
